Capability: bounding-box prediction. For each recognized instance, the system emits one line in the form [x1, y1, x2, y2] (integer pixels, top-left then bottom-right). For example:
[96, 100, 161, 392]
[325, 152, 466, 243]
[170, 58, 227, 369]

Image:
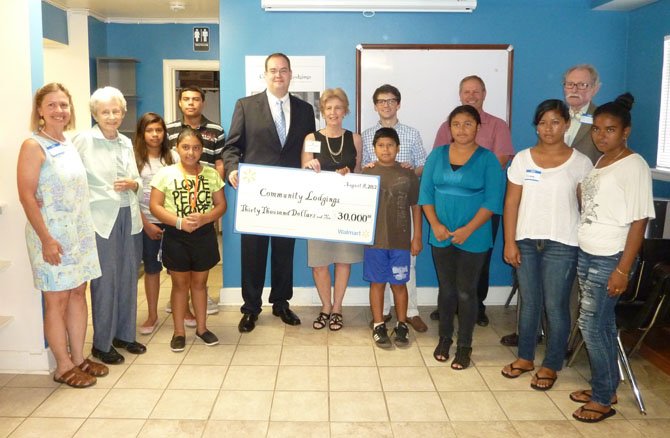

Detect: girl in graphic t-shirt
[150, 127, 226, 353]
[571, 93, 655, 423]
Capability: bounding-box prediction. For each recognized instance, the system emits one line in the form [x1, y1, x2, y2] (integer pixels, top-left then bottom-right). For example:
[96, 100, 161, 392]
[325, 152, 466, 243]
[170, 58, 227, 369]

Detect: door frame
[162, 59, 220, 122]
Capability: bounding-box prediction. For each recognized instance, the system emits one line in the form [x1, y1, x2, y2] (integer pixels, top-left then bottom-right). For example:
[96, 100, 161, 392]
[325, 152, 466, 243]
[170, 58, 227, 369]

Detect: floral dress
[25, 135, 101, 291]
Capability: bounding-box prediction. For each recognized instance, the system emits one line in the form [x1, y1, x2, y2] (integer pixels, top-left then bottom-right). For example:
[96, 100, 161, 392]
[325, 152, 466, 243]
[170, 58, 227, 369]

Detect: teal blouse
[419, 145, 504, 253]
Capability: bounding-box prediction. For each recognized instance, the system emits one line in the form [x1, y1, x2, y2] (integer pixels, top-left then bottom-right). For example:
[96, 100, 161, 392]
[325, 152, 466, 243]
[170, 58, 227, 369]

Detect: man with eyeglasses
[361, 84, 428, 332]
[562, 64, 602, 164]
[431, 75, 514, 327]
[222, 53, 316, 333]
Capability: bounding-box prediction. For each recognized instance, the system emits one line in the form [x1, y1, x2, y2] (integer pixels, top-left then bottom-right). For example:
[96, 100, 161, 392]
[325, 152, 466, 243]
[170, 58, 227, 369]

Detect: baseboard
[0, 348, 51, 374]
[218, 286, 517, 307]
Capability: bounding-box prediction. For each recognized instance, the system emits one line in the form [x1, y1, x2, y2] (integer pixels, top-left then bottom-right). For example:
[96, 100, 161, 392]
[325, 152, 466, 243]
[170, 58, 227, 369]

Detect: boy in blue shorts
[363, 127, 422, 348]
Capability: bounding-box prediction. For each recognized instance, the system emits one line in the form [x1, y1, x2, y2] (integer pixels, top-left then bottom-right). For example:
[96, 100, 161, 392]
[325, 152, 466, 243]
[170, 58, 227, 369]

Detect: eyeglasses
[563, 82, 592, 90]
[375, 98, 398, 106]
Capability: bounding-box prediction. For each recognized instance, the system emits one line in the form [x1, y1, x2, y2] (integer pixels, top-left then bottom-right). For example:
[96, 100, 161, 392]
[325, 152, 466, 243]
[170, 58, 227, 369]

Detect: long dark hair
[134, 112, 174, 172]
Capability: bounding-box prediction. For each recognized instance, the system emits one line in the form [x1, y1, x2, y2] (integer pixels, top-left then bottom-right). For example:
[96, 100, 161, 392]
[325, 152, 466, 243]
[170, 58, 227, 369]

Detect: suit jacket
[571, 102, 601, 165]
[222, 91, 316, 179]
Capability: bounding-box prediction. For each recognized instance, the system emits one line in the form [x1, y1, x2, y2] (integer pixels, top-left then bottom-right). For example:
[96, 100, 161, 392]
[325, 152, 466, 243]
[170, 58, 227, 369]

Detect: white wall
[44, 10, 92, 132]
[0, 0, 51, 373]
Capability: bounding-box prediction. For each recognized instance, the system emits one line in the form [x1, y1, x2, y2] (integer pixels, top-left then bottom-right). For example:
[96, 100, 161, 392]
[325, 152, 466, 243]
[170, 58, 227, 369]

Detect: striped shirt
[167, 116, 225, 168]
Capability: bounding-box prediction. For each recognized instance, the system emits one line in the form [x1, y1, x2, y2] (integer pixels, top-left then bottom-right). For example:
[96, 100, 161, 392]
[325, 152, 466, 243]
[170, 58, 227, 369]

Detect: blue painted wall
[627, 0, 670, 198]
[218, 0, 633, 288]
[30, 0, 44, 90]
[41, 1, 67, 44]
[84, 22, 219, 119]
[87, 17, 107, 98]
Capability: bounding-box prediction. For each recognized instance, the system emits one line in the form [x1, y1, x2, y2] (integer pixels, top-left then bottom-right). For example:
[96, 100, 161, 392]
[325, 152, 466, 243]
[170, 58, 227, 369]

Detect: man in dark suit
[222, 53, 316, 333]
[563, 64, 601, 164]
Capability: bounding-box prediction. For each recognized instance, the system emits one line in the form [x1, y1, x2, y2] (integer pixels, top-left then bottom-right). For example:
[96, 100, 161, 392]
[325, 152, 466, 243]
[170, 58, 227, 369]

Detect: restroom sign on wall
[193, 27, 209, 52]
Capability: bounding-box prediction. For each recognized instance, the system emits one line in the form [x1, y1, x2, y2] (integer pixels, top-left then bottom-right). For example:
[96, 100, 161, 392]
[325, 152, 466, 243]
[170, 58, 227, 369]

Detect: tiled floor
[2, 269, 670, 437]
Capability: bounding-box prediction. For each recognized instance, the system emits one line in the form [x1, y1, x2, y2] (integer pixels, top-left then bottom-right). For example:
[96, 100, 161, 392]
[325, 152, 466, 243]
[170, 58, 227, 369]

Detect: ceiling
[45, 0, 658, 22]
[46, 0, 219, 23]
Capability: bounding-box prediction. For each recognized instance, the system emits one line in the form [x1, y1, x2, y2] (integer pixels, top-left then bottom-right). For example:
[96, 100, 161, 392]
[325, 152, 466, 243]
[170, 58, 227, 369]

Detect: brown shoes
[407, 315, 428, 332]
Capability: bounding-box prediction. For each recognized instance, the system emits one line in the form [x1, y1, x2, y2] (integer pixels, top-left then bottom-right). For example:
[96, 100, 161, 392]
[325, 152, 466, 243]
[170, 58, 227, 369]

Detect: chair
[566, 255, 670, 415]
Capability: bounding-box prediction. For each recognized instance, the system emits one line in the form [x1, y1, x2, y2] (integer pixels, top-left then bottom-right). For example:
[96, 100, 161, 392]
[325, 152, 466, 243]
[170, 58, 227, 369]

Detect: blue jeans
[516, 239, 577, 371]
[577, 249, 622, 407]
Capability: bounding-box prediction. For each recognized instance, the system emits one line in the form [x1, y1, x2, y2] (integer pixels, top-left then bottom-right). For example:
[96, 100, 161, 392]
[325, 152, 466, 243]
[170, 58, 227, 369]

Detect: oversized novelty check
[235, 164, 380, 244]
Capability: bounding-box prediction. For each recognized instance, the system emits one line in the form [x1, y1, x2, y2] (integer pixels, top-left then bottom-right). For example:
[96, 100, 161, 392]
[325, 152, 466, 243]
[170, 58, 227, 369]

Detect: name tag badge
[580, 114, 593, 125]
[46, 142, 66, 157]
[305, 140, 321, 153]
[524, 169, 542, 183]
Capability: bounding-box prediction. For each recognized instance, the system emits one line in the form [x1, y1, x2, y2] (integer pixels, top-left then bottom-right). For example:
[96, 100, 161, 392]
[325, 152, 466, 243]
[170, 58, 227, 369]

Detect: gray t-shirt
[363, 163, 419, 250]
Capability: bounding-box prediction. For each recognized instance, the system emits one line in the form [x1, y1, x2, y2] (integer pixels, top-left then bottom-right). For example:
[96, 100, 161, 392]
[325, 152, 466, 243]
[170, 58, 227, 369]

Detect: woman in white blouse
[570, 93, 655, 423]
[500, 99, 592, 390]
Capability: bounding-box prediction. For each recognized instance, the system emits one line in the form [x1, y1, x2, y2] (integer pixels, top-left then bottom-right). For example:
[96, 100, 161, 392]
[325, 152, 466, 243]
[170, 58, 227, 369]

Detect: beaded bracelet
[615, 266, 628, 276]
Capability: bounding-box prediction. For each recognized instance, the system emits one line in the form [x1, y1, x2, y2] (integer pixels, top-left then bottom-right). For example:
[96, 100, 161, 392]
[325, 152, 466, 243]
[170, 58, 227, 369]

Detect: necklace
[325, 132, 344, 163]
[597, 147, 628, 168]
[39, 128, 66, 144]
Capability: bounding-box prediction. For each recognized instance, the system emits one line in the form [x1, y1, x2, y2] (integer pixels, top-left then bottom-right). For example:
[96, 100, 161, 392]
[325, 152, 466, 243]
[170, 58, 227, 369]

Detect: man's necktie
[275, 100, 287, 146]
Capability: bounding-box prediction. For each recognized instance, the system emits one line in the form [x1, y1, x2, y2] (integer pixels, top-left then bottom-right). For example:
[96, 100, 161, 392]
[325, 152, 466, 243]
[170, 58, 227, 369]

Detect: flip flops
[501, 362, 534, 379]
[530, 373, 557, 391]
[572, 406, 617, 423]
[569, 389, 618, 405]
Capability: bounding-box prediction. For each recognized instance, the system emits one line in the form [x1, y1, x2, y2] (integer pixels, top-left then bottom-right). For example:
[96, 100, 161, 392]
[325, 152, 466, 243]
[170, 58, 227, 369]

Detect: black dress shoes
[238, 313, 258, 333]
[112, 338, 147, 354]
[91, 346, 125, 364]
[273, 307, 301, 326]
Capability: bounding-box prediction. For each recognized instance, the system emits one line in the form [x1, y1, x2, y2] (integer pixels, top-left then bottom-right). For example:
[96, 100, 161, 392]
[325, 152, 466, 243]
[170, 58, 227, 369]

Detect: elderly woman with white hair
[74, 86, 145, 364]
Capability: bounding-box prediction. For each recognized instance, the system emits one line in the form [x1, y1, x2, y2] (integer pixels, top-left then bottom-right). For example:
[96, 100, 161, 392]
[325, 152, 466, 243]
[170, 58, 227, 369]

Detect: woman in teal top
[419, 104, 504, 369]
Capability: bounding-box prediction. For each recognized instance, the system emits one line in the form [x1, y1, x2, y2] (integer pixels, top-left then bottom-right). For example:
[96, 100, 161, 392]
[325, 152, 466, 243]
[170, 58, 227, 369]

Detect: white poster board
[235, 164, 380, 244]
[356, 44, 513, 154]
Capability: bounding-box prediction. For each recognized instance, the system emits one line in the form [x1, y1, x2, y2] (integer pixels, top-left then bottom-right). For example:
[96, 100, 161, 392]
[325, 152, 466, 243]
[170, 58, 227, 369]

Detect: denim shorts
[142, 224, 165, 274]
[363, 248, 410, 284]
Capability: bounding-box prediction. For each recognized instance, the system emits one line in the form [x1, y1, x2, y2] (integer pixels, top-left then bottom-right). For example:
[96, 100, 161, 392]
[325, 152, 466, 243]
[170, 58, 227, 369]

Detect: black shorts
[162, 223, 220, 272]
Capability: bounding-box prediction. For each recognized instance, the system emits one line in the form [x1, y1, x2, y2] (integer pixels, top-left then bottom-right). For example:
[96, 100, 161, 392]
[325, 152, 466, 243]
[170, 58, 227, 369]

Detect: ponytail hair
[593, 92, 634, 128]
